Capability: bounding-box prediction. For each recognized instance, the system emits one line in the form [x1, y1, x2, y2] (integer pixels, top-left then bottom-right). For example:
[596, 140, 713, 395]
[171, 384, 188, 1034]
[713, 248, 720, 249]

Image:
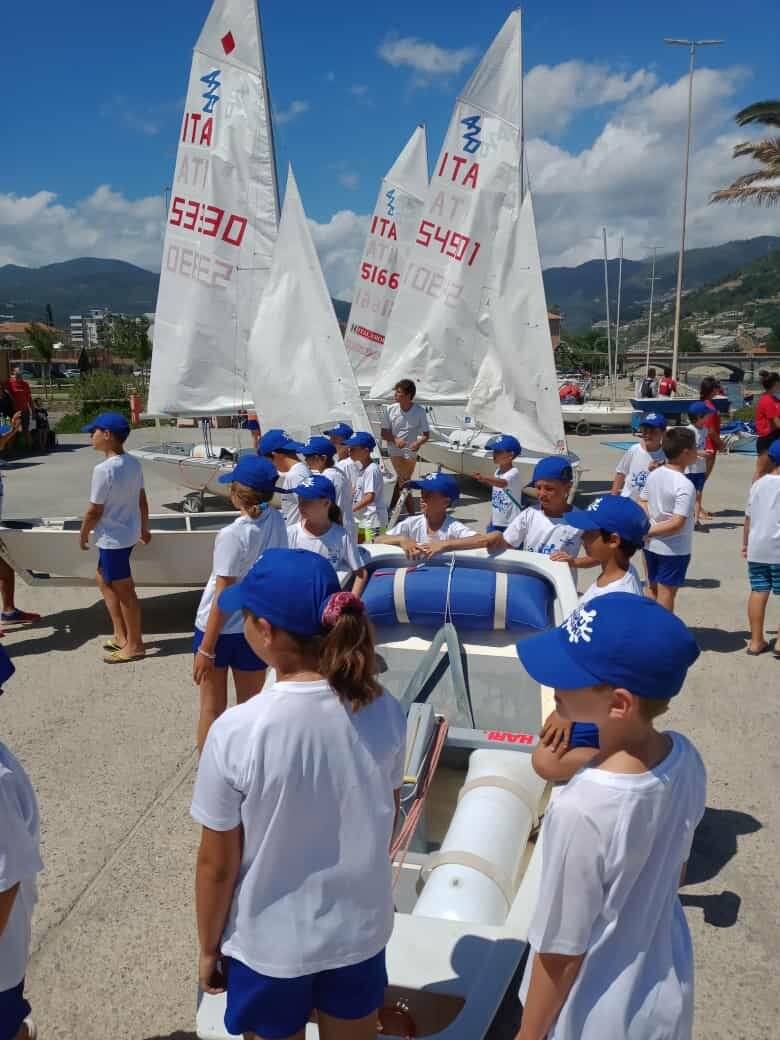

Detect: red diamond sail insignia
[221, 31, 235, 55]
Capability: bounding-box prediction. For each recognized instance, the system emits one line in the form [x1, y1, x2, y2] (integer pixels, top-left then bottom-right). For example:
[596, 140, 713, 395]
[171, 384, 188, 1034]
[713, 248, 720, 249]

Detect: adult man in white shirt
[380, 379, 430, 514]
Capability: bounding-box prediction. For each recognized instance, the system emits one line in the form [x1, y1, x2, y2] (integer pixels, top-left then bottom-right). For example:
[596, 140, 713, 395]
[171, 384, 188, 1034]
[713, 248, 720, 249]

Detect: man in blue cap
[258, 430, 309, 526]
[514, 593, 705, 1040]
[473, 434, 524, 533]
[80, 412, 150, 663]
[377, 472, 487, 559]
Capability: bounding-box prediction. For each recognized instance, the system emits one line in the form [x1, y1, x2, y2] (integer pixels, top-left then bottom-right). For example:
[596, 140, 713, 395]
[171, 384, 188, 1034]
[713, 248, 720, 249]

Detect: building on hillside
[70, 308, 110, 351]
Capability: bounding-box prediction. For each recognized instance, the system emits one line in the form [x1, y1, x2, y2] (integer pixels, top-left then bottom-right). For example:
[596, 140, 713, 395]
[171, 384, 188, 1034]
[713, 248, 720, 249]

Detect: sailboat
[132, 0, 280, 509]
[368, 12, 580, 494]
[344, 125, 429, 394]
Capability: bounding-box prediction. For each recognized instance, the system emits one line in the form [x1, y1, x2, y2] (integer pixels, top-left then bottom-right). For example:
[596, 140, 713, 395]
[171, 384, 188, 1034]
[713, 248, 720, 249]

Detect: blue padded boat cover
[364, 565, 553, 633]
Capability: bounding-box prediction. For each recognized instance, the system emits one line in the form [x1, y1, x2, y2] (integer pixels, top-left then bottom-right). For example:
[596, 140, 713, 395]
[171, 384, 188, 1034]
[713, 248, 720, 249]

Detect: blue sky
[3, 0, 780, 291]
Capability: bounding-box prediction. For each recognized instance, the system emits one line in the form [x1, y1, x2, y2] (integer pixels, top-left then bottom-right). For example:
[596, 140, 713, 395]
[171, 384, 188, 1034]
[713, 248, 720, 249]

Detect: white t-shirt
[323, 465, 355, 534]
[520, 733, 706, 1040]
[191, 680, 406, 977]
[0, 742, 43, 991]
[383, 402, 430, 459]
[746, 473, 780, 565]
[387, 514, 477, 543]
[278, 461, 311, 526]
[503, 507, 583, 559]
[336, 456, 362, 493]
[579, 565, 643, 605]
[641, 467, 695, 557]
[286, 521, 363, 575]
[685, 425, 707, 476]
[89, 453, 145, 549]
[195, 510, 288, 635]
[490, 467, 524, 528]
[354, 461, 388, 528]
[616, 443, 666, 501]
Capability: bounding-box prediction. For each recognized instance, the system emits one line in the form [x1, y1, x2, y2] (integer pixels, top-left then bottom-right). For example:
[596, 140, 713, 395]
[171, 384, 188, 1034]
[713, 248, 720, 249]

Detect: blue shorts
[242, 419, 260, 431]
[569, 722, 599, 749]
[644, 550, 691, 588]
[225, 949, 387, 1039]
[0, 980, 30, 1040]
[97, 546, 133, 583]
[193, 628, 266, 671]
[687, 472, 707, 492]
[748, 561, 780, 595]
[486, 523, 508, 534]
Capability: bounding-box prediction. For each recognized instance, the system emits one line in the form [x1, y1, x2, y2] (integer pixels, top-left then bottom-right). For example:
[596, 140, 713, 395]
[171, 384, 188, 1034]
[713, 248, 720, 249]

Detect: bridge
[622, 350, 780, 383]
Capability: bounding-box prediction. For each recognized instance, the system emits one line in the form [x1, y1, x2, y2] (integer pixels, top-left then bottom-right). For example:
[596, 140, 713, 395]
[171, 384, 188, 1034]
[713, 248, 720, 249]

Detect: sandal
[746, 644, 770, 656]
[103, 640, 124, 652]
[103, 650, 145, 665]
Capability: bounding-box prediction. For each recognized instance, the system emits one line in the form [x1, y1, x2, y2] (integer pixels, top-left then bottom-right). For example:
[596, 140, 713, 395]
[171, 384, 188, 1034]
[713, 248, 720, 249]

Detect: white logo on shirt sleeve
[564, 606, 597, 644]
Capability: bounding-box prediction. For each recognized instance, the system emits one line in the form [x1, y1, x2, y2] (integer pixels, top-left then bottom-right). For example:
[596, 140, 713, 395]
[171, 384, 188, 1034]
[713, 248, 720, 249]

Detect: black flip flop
[746, 644, 770, 656]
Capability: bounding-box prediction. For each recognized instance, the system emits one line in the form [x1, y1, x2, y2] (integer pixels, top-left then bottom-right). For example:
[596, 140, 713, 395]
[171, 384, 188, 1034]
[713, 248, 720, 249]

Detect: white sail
[368, 12, 564, 452]
[344, 125, 429, 386]
[247, 168, 372, 441]
[147, 0, 279, 417]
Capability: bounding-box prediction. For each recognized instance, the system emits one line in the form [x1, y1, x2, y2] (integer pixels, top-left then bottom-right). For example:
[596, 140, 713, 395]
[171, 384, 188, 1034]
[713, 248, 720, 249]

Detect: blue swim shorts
[193, 628, 266, 672]
[224, 949, 387, 1039]
[687, 472, 707, 492]
[644, 550, 691, 588]
[0, 980, 31, 1040]
[97, 546, 133, 583]
[748, 561, 780, 595]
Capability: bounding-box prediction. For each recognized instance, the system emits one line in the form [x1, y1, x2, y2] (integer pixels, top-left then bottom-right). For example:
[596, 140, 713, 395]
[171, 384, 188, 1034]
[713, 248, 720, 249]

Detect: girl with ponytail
[192, 549, 405, 1040]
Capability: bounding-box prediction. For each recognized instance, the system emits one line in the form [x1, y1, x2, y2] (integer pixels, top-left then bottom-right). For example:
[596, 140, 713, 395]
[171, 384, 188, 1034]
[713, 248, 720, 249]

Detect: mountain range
[2, 236, 780, 331]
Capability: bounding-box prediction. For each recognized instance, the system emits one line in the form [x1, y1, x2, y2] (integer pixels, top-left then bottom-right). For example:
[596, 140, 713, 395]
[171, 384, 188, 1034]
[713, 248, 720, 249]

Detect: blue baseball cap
[219, 548, 340, 636]
[82, 411, 131, 438]
[300, 436, 337, 459]
[323, 422, 354, 439]
[258, 429, 305, 455]
[288, 474, 336, 501]
[517, 593, 700, 699]
[217, 455, 280, 491]
[565, 496, 649, 548]
[533, 456, 573, 484]
[345, 431, 376, 450]
[405, 471, 460, 502]
[486, 434, 522, 456]
[768, 440, 780, 465]
[639, 412, 667, 429]
[687, 402, 710, 419]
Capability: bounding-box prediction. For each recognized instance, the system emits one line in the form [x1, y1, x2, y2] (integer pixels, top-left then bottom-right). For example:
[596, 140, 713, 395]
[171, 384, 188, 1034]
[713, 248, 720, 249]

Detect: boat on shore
[197, 542, 578, 1039]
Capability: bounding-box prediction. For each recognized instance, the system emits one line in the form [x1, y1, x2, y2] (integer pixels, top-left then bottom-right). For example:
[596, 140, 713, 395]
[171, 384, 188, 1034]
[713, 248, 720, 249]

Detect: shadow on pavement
[688, 627, 749, 653]
[142, 1033, 197, 1040]
[686, 578, 721, 589]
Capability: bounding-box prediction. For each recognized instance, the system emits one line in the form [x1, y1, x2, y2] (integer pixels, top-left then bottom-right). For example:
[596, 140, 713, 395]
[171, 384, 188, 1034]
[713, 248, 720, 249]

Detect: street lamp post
[664, 37, 723, 381]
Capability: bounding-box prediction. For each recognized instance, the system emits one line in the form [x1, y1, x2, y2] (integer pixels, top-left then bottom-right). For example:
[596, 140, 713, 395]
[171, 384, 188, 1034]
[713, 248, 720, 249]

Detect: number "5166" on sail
[360, 263, 399, 289]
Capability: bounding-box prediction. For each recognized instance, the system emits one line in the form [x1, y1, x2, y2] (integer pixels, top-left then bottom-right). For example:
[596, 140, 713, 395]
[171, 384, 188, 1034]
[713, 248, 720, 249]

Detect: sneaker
[1, 609, 41, 624]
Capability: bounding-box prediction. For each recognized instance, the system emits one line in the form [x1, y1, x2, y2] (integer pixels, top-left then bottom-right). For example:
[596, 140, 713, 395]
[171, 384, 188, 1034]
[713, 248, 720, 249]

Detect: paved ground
[2, 429, 778, 1038]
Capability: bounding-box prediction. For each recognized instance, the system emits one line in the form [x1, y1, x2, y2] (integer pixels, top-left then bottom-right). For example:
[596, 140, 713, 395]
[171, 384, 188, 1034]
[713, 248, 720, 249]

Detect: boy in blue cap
[323, 422, 362, 493]
[743, 438, 780, 656]
[285, 474, 367, 595]
[487, 457, 590, 569]
[514, 593, 705, 1040]
[258, 430, 310, 526]
[474, 434, 524, 533]
[378, 472, 487, 559]
[685, 402, 712, 526]
[346, 433, 388, 542]
[299, 436, 355, 538]
[192, 549, 405, 1040]
[611, 413, 666, 501]
[193, 456, 288, 751]
[80, 412, 150, 663]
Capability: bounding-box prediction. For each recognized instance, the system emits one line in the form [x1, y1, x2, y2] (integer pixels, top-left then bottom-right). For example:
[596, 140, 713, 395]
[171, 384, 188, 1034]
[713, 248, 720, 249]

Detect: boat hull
[561, 402, 637, 431]
[630, 396, 730, 417]
[131, 445, 234, 498]
[0, 513, 241, 587]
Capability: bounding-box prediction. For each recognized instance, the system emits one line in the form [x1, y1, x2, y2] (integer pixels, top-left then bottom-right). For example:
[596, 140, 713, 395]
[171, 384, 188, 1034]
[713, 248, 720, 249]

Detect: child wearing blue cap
[685, 402, 712, 526]
[0, 413, 41, 630]
[640, 428, 699, 614]
[487, 457, 589, 569]
[192, 549, 406, 1040]
[378, 472, 486, 559]
[514, 593, 705, 1040]
[79, 412, 150, 663]
[285, 475, 367, 595]
[742, 438, 780, 656]
[193, 456, 288, 751]
[474, 434, 524, 533]
[347, 433, 388, 542]
[324, 422, 363, 495]
[299, 436, 356, 537]
[258, 430, 310, 526]
[611, 413, 666, 501]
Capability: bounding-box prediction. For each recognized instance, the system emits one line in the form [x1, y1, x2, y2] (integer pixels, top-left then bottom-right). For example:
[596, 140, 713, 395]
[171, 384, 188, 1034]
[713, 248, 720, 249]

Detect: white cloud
[523, 62, 657, 136]
[378, 35, 478, 80]
[338, 172, 360, 190]
[307, 210, 369, 300]
[274, 99, 309, 125]
[349, 84, 369, 97]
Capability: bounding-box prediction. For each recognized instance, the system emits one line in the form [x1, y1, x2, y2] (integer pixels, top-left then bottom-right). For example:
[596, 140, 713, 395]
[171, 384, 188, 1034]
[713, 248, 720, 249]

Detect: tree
[45, 303, 54, 327]
[711, 100, 780, 207]
[766, 324, 780, 351]
[104, 316, 152, 382]
[25, 322, 57, 384]
[678, 329, 702, 354]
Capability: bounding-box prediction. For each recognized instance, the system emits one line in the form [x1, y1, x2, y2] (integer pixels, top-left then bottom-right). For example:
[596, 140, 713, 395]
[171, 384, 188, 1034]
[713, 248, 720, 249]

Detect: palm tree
[711, 100, 780, 207]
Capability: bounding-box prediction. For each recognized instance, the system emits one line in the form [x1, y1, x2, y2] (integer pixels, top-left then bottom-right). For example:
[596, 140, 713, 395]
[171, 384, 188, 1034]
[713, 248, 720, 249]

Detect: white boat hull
[131, 445, 235, 499]
[561, 402, 637, 432]
[0, 512, 241, 587]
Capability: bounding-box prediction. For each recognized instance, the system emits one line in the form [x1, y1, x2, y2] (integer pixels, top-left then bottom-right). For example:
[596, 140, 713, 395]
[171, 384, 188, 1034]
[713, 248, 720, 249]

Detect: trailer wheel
[183, 492, 205, 514]
[575, 420, 591, 436]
